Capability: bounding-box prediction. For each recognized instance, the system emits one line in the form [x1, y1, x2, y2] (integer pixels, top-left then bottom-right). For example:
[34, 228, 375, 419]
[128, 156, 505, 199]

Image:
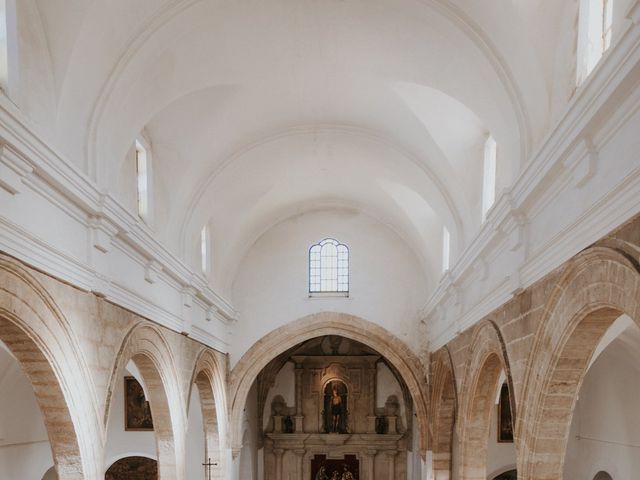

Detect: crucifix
[202, 457, 218, 480]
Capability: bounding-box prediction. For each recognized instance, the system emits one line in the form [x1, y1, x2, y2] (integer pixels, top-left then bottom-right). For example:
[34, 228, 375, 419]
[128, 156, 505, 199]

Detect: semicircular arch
[229, 312, 430, 455]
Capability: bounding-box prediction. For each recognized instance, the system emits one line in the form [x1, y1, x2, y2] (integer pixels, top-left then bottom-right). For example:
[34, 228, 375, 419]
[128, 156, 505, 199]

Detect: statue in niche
[323, 380, 348, 433]
[315, 466, 329, 480]
[283, 415, 294, 433]
[341, 465, 356, 480]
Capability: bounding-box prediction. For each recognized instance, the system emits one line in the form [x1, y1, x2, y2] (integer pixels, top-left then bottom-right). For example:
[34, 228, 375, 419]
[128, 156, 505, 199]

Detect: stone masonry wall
[430, 213, 640, 479]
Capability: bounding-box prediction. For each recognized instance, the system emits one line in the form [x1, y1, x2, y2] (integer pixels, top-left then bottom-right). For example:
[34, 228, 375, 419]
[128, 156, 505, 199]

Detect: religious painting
[125, 376, 154, 431]
[497, 383, 513, 443]
[311, 454, 359, 480]
[323, 380, 348, 433]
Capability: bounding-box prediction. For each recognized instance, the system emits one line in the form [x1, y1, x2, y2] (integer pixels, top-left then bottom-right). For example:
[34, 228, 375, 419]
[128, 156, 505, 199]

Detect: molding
[423, 18, 640, 349]
[0, 110, 236, 353]
[0, 143, 32, 194]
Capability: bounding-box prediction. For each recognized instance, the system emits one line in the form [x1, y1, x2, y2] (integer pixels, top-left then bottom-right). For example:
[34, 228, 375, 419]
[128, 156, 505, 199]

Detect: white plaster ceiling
[21, 0, 573, 293]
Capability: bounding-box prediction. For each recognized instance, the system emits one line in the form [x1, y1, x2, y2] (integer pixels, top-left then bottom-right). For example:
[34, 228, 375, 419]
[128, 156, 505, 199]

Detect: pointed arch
[518, 247, 640, 480]
[431, 347, 458, 480]
[457, 321, 514, 480]
[104, 323, 186, 480]
[189, 349, 228, 478]
[0, 255, 102, 479]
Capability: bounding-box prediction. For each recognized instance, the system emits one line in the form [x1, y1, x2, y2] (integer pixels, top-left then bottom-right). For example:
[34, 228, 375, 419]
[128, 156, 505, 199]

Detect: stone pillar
[385, 451, 396, 480]
[274, 448, 284, 480]
[294, 449, 306, 479]
[295, 363, 305, 432]
[387, 415, 398, 434]
[367, 366, 377, 433]
[273, 415, 283, 433]
[363, 449, 377, 480]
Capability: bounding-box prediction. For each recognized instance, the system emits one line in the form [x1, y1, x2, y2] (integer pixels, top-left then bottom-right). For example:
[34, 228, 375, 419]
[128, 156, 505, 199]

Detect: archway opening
[240, 334, 417, 480]
[104, 361, 157, 473]
[563, 314, 640, 479]
[527, 306, 624, 479]
[432, 359, 456, 480]
[104, 351, 178, 480]
[105, 456, 158, 480]
[0, 338, 55, 480]
[0, 317, 82, 479]
[460, 353, 516, 480]
[187, 366, 224, 480]
[41, 466, 59, 480]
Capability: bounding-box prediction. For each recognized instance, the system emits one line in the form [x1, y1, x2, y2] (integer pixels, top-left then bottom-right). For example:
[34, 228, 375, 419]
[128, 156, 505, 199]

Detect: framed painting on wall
[125, 376, 154, 431]
[497, 383, 513, 443]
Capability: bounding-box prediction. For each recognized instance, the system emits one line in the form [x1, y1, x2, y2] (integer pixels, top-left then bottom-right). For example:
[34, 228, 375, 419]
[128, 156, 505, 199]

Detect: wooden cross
[202, 457, 218, 480]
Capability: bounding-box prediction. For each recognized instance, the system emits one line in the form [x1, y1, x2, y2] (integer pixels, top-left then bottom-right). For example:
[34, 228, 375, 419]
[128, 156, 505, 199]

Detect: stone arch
[189, 349, 228, 478]
[518, 247, 640, 480]
[593, 472, 613, 480]
[430, 347, 458, 480]
[229, 312, 430, 454]
[0, 255, 101, 479]
[105, 323, 186, 480]
[105, 455, 158, 479]
[457, 321, 514, 480]
[42, 466, 59, 480]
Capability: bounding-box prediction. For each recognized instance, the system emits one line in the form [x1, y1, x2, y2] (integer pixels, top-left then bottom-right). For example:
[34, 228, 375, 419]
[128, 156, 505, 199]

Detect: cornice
[0, 97, 237, 348]
[422, 17, 640, 349]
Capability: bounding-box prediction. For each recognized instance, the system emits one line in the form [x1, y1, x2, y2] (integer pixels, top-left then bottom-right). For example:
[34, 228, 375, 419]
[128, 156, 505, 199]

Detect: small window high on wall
[0, 0, 15, 92]
[442, 226, 450, 273]
[482, 135, 497, 222]
[577, 0, 613, 84]
[309, 238, 349, 295]
[200, 225, 209, 274]
[135, 140, 150, 221]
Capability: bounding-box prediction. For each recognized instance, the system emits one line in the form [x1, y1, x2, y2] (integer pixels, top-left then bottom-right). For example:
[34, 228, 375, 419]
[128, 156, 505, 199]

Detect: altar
[259, 337, 411, 480]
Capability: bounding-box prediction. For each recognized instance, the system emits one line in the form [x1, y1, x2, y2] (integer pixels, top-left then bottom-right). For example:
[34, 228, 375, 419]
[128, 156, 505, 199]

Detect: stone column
[294, 449, 306, 479]
[295, 363, 305, 432]
[366, 366, 377, 433]
[385, 451, 396, 480]
[362, 449, 377, 480]
[273, 415, 283, 433]
[274, 448, 284, 480]
[387, 415, 398, 434]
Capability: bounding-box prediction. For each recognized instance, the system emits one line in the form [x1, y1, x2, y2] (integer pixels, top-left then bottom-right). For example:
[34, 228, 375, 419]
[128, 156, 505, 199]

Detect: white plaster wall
[262, 361, 295, 431]
[104, 368, 156, 469]
[563, 325, 640, 480]
[0, 343, 54, 480]
[376, 362, 407, 432]
[486, 404, 516, 478]
[239, 381, 259, 480]
[231, 209, 429, 365]
[186, 385, 206, 480]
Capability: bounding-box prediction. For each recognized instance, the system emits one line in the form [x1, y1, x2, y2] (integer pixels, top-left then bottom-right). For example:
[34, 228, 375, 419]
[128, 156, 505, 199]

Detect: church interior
[0, 1, 639, 479]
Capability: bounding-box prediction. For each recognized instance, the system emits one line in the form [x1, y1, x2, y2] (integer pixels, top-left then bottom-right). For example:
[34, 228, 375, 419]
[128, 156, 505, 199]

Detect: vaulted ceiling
[19, 0, 576, 295]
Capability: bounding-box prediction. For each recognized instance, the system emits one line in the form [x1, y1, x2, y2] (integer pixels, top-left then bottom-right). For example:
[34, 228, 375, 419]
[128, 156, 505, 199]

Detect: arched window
[577, 0, 614, 84]
[309, 238, 349, 295]
[442, 226, 451, 273]
[0, 0, 16, 93]
[200, 224, 210, 274]
[482, 134, 497, 221]
[135, 140, 150, 221]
